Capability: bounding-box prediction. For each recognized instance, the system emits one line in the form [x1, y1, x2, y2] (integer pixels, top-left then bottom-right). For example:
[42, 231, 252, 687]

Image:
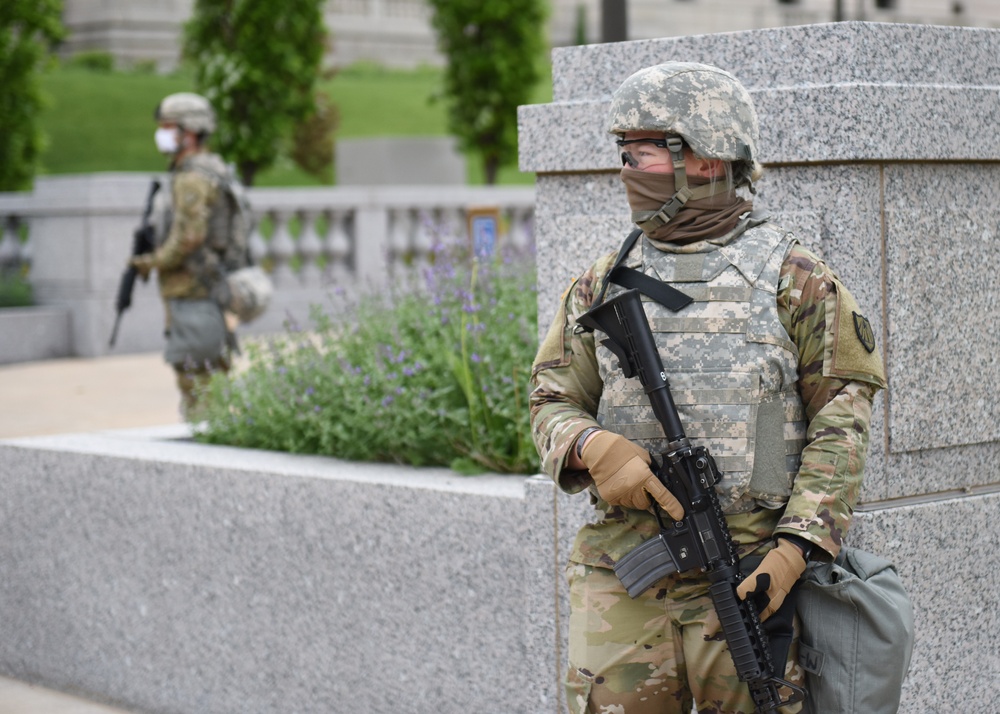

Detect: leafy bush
[0, 0, 65, 190]
[194, 235, 540, 475]
[0, 272, 33, 308]
[68, 51, 114, 72]
[428, 0, 548, 184]
[184, 0, 328, 186]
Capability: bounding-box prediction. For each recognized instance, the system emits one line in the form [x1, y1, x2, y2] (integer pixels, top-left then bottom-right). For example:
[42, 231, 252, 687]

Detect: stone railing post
[518, 21, 1000, 712]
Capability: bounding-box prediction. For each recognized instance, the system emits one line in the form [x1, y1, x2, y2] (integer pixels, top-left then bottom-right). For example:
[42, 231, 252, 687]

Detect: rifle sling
[586, 228, 693, 325]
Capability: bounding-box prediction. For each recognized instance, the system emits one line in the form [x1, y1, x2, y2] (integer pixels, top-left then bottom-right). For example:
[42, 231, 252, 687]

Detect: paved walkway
[0, 352, 181, 712]
[0, 352, 182, 440]
[0, 678, 133, 714]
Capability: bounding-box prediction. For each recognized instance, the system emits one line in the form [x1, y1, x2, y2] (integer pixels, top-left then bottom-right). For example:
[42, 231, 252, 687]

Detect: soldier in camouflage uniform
[529, 63, 887, 713]
[131, 92, 238, 415]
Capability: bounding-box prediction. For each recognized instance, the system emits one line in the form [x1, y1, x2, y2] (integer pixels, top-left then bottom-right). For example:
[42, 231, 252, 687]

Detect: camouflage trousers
[565, 562, 804, 714]
[173, 355, 230, 418]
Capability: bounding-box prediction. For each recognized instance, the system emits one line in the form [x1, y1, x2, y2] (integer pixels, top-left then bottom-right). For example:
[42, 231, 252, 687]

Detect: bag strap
[584, 229, 693, 330]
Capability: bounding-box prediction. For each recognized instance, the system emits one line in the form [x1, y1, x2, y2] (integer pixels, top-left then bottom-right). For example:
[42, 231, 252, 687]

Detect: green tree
[0, 0, 65, 191]
[183, 0, 330, 186]
[428, 0, 547, 185]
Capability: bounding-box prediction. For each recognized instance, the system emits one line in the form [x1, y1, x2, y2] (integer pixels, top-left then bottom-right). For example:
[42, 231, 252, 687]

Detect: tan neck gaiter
[621, 166, 752, 245]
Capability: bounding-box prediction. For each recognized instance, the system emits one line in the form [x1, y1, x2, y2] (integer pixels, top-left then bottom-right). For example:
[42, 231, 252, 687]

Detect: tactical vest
[595, 219, 807, 514]
[158, 153, 249, 289]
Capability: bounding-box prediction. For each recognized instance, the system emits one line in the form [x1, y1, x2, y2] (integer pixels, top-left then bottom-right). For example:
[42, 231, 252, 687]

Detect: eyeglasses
[616, 137, 673, 169]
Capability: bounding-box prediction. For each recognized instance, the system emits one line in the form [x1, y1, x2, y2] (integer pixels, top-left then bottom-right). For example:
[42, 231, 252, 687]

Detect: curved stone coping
[1, 424, 528, 498]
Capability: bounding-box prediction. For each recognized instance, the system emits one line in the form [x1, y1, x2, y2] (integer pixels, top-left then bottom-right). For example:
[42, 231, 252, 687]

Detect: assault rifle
[576, 288, 804, 714]
[109, 179, 160, 348]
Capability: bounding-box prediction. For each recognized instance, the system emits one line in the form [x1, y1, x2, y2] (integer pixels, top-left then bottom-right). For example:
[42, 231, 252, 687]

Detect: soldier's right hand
[580, 430, 684, 520]
[130, 254, 155, 279]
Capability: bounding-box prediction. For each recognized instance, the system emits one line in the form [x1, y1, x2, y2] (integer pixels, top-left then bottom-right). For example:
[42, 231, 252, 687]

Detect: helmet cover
[155, 92, 216, 135]
[607, 62, 760, 176]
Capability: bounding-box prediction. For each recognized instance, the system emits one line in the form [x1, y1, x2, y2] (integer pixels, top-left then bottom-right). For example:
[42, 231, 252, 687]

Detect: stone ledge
[0, 306, 72, 365]
[1, 427, 995, 713]
[0, 427, 541, 714]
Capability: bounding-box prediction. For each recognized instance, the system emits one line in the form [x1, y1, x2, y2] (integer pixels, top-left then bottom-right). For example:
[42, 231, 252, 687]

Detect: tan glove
[736, 538, 808, 621]
[130, 253, 156, 279]
[579, 430, 684, 520]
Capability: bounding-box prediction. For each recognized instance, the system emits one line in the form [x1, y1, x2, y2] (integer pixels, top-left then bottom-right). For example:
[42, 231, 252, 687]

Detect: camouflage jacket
[529, 221, 886, 567]
[151, 152, 229, 301]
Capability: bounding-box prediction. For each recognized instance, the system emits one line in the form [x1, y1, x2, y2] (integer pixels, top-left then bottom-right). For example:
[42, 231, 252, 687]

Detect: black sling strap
[585, 229, 693, 329]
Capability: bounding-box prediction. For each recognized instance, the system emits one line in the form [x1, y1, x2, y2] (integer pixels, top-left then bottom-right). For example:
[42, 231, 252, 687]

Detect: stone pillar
[29, 174, 168, 358]
[518, 21, 1000, 711]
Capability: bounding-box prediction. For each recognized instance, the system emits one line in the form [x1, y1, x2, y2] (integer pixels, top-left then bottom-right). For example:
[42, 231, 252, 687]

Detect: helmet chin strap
[634, 136, 733, 234]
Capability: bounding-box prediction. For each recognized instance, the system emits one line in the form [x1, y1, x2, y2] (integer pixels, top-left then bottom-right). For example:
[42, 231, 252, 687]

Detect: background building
[60, 0, 1000, 71]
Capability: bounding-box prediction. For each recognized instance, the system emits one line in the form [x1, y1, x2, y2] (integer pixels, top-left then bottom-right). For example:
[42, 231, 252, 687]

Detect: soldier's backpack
[797, 546, 915, 714]
[201, 163, 273, 324]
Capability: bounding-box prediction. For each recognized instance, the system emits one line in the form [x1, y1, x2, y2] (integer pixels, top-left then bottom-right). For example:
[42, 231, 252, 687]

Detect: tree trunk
[484, 156, 500, 186]
[239, 161, 258, 187]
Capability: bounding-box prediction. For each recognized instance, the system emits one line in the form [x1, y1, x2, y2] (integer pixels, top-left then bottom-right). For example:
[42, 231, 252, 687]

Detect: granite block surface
[882, 164, 1000, 459]
[519, 22, 1000, 173]
[548, 23, 1000, 101]
[849, 492, 1000, 714]
[0, 429, 533, 714]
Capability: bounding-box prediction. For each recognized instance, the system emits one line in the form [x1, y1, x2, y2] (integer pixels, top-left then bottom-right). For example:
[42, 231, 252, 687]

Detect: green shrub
[0, 272, 33, 308]
[130, 59, 158, 75]
[194, 236, 540, 475]
[69, 50, 115, 72]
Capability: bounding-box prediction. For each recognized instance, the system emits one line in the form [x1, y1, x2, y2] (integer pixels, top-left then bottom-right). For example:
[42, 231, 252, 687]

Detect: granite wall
[0, 428, 542, 714]
[518, 21, 1000, 712]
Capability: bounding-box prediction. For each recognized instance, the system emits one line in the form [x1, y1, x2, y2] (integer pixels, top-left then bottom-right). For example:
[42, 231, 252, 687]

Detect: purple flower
[470, 353, 482, 363]
[381, 395, 394, 407]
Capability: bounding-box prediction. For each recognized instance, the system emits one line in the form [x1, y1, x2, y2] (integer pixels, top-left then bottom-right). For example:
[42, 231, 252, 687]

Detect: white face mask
[154, 127, 179, 155]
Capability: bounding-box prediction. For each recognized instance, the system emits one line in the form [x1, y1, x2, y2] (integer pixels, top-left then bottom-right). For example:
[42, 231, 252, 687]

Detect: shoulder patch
[824, 282, 887, 388]
[852, 311, 876, 354]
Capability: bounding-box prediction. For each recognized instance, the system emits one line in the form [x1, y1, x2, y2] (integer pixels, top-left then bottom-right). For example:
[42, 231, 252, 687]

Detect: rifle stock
[576, 288, 804, 714]
[109, 179, 160, 348]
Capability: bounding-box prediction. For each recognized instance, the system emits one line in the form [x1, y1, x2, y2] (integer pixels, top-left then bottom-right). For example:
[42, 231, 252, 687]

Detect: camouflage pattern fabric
[151, 152, 229, 301]
[135, 151, 235, 408]
[174, 353, 231, 419]
[607, 62, 761, 179]
[565, 561, 805, 714]
[531, 221, 884, 712]
[530, 227, 885, 566]
[595, 220, 807, 516]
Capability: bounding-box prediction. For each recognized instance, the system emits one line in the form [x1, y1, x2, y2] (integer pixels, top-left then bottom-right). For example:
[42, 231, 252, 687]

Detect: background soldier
[529, 62, 887, 713]
[130, 92, 239, 416]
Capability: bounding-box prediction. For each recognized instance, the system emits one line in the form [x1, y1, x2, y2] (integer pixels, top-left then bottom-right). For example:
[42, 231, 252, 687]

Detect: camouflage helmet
[607, 62, 761, 184]
[155, 92, 216, 135]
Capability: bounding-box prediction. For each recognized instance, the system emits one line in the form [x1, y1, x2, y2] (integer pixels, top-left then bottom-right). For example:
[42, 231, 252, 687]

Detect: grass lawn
[37, 61, 552, 187]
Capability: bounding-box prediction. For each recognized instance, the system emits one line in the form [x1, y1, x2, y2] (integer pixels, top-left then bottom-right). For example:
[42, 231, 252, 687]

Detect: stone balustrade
[0, 176, 535, 362]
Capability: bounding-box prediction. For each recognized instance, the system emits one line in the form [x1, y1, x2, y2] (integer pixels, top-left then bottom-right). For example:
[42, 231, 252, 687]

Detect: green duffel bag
[797, 546, 915, 714]
[164, 298, 228, 366]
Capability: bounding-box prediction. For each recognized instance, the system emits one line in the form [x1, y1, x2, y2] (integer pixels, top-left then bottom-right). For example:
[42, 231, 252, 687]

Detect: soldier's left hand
[736, 538, 807, 621]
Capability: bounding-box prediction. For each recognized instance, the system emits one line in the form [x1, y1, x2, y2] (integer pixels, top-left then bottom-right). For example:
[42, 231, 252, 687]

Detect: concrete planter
[0, 426, 549, 713]
[0, 426, 997, 712]
[0, 306, 72, 365]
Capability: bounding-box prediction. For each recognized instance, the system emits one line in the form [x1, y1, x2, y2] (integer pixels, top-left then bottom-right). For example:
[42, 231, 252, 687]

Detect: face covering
[620, 166, 752, 245]
[154, 127, 179, 155]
